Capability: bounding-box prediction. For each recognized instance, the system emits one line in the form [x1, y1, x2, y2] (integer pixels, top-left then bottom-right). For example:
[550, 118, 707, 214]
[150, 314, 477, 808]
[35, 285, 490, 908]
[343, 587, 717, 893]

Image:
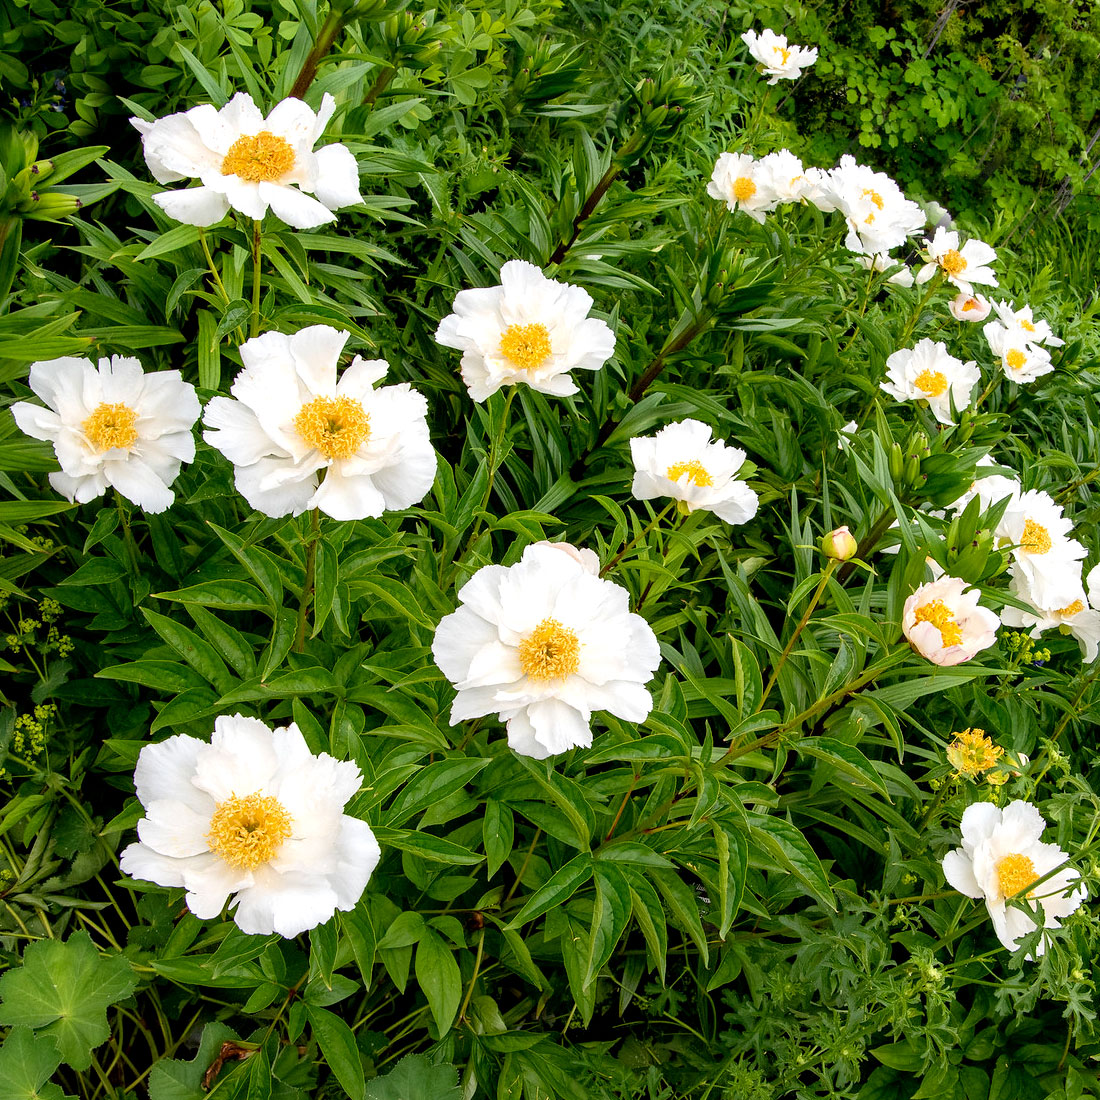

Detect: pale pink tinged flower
[11, 355, 199, 513]
[983, 322, 1054, 384]
[879, 338, 980, 426]
[431, 543, 661, 759]
[131, 91, 361, 229]
[629, 419, 760, 523]
[942, 800, 1086, 955]
[948, 292, 991, 322]
[119, 714, 380, 937]
[706, 152, 778, 223]
[434, 260, 615, 402]
[203, 325, 436, 520]
[741, 27, 818, 83]
[902, 575, 999, 665]
[916, 227, 998, 295]
[995, 490, 1085, 610]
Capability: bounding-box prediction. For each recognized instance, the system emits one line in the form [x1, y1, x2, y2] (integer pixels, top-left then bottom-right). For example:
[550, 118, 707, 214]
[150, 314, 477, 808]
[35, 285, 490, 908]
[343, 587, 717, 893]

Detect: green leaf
[795, 736, 890, 797]
[414, 928, 462, 1035]
[746, 812, 836, 911]
[507, 853, 593, 928]
[0, 1028, 72, 1100]
[147, 1021, 240, 1100]
[156, 580, 271, 613]
[133, 223, 201, 260]
[0, 931, 137, 1071]
[384, 758, 490, 827]
[371, 827, 483, 865]
[140, 608, 233, 692]
[364, 1054, 460, 1100]
[306, 1006, 364, 1100]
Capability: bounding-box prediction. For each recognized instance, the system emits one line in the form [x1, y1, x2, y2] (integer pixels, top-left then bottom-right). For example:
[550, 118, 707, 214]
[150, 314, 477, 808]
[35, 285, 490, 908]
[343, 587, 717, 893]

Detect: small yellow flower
[946, 728, 1003, 780]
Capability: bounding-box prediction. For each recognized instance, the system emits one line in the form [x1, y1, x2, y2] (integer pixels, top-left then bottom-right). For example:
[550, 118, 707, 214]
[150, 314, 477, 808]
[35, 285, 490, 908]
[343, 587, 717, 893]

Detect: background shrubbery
[1, 1, 1099, 1099]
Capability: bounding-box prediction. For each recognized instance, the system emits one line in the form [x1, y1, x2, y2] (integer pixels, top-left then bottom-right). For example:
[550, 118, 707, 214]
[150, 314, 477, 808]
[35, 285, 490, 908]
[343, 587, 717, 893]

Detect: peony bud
[821, 526, 857, 561]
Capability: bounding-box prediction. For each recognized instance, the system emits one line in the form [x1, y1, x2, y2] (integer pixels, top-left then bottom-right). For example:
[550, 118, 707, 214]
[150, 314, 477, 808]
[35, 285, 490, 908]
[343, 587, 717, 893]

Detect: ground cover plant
[1, 1, 1100, 1098]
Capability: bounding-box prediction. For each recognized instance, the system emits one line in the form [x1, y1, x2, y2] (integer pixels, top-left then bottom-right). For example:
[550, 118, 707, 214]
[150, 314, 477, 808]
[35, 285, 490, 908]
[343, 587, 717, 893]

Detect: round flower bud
[821, 526, 857, 561]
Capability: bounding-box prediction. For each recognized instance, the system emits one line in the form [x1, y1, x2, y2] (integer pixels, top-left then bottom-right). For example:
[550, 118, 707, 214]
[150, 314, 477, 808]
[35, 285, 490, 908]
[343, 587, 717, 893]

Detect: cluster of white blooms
[983, 299, 1063, 384]
[706, 150, 828, 223]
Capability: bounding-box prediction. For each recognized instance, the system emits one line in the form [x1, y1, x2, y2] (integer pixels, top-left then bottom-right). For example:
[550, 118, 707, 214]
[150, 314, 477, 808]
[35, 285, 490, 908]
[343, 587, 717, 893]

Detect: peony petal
[232, 868, 339, 937]
[525, 697, 593, 756]
[154, 186, 231, 227]
[311, 144, 362, 210]
[133, 734, 210, 812]
[288, 325, 348, 395]
[137, 799, 213, 858]
[942, 848, 984, 899]
[104, 455, 176, 513]
[259, 182, 336, 229]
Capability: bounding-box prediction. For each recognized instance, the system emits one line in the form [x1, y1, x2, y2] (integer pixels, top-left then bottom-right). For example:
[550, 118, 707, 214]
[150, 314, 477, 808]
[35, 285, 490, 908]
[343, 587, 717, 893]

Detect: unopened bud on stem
[821, 526, 858, 561]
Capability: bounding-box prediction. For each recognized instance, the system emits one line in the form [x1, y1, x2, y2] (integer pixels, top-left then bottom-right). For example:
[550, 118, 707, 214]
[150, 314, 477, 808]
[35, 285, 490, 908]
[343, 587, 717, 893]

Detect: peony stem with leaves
[250, 219, 263, 339]
[293, 509, 321, 653]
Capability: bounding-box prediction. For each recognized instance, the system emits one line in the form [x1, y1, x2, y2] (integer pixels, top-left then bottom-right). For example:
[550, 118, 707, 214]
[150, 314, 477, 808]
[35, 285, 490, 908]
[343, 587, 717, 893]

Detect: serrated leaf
[364, 1054, 460, 1100]
[0, 1028, 72, 1100]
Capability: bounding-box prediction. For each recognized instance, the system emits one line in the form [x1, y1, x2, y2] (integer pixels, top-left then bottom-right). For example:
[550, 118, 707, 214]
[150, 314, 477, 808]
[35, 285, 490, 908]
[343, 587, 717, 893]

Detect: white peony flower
[629, 419, 759, 523]
[942, 800, 1086, 955]
[946, 455, 1020, 517]
[758, 149, 820, 205]
[119, 714, 380, 937]
[995, 490, 1086, 609]
[434, 260, 615, 402]
[431, 542, 661, 759]
[820, 156, 925, 256]
[983, 322, 1054, 384]
[203, 325, 436, 520]
[741, 27, 818, 83]
[915, 227, 998, 295]
[11, 355, 199, 513]
[948, 292, 991, 322]
[1001, 565, 1100, 663]
[131, 91, 362, 229]
[902, 575, 999, 666]
[879, 338, 980, 426]
[989, 300, 1064, 348]
[837, 420, 858, 451]
[707, 152, 778, 223]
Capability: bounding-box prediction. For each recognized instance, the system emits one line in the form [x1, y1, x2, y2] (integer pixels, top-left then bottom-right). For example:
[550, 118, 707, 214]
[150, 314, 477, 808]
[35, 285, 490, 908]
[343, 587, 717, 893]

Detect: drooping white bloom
[119, 715, 380, 937]
[915, 227, 998, 295]
[983, 323, 1054, 384]
[431, 542, 661, 759]
[989, 300, 1064, 348]
[707, 152, 778, 222]
[948, 292, 991, 322]
[11, 355, 200, 513]
[902, 575, 999, 666]
[856, 251, 914, 287]
[1001, 565, 1100, 663]
[942, 800, 1086, 955]
[741, 27, 818, 83]
[131, 92, 361, 229]
[821, 156, 926, 256]
[434, 260, 615, 402]
[879, 339, 980, 426]
[203, 325, 436, 521]
[629, 419, 759, 523]
[946, 455, 1020, 518]
[995, 490, 1086, 609]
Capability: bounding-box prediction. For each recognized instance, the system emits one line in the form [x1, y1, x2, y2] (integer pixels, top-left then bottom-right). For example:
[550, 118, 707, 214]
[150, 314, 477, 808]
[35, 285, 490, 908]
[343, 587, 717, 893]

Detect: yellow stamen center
[914, 368, 948, 397]
[665, 459, 714, 487]
[1021, 319, 1036, 332]
[913, 598, 963, 647]
[733, 176, 757, 202]
[1006, 349, 1026, 371]
[1020, 519, 1051, 555]
[775, 46, 791, 64]
[83, 402, 138, 452]
[294, 395, 370, 460]
[206, 792, 293, 870]
[221, 131, 296, 183]
[1058, 599, 1085, 617]
[946, 727, 1002, 779]
[518, 617, 580, 682]
[996, 852, 1037, 899]
[940, 248, 967, 277]
[962, 298, 980, 312]
[862, 188, 884, 209]
[499, 323, 552, 372]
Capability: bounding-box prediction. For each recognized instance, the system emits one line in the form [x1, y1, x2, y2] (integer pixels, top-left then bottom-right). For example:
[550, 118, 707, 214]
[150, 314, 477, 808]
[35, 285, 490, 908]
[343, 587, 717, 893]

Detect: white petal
[232, 869, 339, 937]
[259, 182, 336, 229]
[154, 187, 230, 227]
[504, 709, 552, 759]
[311, 144, 362, 210]
[135, 112, 221, 183]
[942, 849, 984, 898]
[133, 734, 210, 812]
[289, 325, 348, 395]
[308, 465, 386, 520]
[329, 816, 381, 910]
[192, 714, 283, 801]
[525, 698, 593, 756]
[104, 455, 176, 513]
[137, 799, 212, 857]
[183, 856, 254, 920]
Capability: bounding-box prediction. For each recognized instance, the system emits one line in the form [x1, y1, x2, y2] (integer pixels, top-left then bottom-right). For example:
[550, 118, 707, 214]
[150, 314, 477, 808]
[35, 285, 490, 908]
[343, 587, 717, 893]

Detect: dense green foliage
[1, 1, 1099, 1099]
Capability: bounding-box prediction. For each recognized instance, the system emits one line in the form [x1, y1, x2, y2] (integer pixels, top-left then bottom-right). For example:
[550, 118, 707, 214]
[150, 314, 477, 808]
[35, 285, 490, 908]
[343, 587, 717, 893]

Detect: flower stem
[250, 219, 263, 339]
[293, 509, 321, 653]
[599, 501, 675, 577]
[457, 929, 485, 1024]
[289, 9, 345, 100]
[116, 491, 140, 575]
[896, 273, 941, 348]
[363, 67, 396, 107]
[756, 558, 838, 712]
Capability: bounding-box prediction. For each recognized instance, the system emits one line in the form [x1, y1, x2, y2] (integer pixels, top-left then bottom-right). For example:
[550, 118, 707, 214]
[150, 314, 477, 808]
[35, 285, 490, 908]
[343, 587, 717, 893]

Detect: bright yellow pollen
[1020, 519, 1052, 555]
[914, 368, 948, 397]
[294, 395, 370, 460]
[946, 727, 1002, 779]
[518, 617, 580, 682]
[940, 248, 968, 277]
[913, 599, 963, 647]
[1006, 349, 1027, 371]
[862, 188, 885, 210]
[776, 46, 791, 64]
[83, 402, 138, 452]
[733, 176, 757, 202]
[499, 322, 552, 372]
[997, 852, 1037, 899]
[1058, 600, 1085, 617]
[666, 459, 714, 487]
[962, 298, 980, 312]
[206, 793, 293, 871]
[221, 131, 296, 182]
[1021, 320, 1036, 332]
